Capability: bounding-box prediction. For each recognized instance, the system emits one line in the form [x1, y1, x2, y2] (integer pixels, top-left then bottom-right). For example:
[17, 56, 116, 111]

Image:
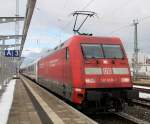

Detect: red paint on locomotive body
[37, 35, 133, 105]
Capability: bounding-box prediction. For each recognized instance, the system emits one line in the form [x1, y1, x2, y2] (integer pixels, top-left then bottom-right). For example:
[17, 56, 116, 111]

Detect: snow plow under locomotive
[20, 35, 138, 112]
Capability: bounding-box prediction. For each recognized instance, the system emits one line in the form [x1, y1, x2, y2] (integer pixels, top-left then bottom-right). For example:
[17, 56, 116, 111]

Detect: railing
[0, 54, 17, 83]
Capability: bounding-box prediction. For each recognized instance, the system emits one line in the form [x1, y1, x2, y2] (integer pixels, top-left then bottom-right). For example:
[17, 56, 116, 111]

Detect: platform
[7, 76, 97, 124]
[134, 79, 150, 86]
[7, 79, 42, 124]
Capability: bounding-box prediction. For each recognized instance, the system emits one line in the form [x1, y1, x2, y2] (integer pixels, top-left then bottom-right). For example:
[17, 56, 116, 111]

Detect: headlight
[75, 88, 82, 92]
[85, 78, 96, 83]
[103, 60, 108, 64]
[121, 77, 130, 83]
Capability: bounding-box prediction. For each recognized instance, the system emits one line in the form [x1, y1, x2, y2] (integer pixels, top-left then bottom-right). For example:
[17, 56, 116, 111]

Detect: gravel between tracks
[89, 113, 135, 124]
[124, 105, 150, 123]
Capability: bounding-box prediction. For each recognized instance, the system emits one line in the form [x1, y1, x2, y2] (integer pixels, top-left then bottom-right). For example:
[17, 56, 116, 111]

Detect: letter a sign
[4, 50, 20, 57]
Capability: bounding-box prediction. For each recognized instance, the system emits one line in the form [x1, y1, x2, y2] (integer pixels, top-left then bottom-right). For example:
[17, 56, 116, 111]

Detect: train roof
[35, 35, 123, 62]
[71, 35, 121, 40]
[54, 35, 122, 50]
[65, 35, 122, 46]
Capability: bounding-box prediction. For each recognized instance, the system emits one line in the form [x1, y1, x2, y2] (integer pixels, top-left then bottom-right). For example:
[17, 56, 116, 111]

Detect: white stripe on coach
[85, 68, 102, 75]
[113, 68, 129, 74]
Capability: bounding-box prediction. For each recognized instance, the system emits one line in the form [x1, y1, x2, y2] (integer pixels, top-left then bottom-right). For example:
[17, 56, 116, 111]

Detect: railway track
[88, 98, 150, 124]
[115, 112, 150, 124]
[88, 111, 150, 124]
[131, 99, 150, 109]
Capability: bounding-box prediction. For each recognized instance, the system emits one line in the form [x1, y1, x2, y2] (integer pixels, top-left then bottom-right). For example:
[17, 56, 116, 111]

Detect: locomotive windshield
[81, 44, 124, 59]
[81, 44, 103, 58]
[102, 45, 123, 59]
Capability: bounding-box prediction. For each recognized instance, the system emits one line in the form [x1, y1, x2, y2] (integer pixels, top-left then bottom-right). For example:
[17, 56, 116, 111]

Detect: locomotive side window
[66, 47, 69, 60]
[81, 44, 103, 59]
[102, 45, 123, 59]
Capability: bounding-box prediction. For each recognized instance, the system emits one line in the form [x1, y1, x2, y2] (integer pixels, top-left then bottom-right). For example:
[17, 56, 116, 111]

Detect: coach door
[63, 47, 72, 99]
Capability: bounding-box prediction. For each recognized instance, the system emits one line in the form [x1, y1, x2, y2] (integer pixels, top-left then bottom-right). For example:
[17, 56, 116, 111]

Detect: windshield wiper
[85, 56, 96, 59]
[85, 56, 99, 64]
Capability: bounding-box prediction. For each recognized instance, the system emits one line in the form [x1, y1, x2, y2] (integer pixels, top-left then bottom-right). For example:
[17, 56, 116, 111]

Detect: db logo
[103, 68, 112, 74]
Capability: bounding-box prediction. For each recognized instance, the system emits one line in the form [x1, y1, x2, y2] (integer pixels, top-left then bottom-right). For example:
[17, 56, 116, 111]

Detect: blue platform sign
[4, 50, 20, 57]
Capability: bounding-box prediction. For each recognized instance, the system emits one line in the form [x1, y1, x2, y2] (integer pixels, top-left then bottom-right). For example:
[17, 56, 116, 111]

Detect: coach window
[66, 48, 69, 60]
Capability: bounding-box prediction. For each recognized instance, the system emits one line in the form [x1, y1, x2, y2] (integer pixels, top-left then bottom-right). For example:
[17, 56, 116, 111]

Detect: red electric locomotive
[21, 35, 138, 111]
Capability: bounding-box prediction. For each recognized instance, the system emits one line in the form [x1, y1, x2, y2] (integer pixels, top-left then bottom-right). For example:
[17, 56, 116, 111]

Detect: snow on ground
[0, 84, 2, 90]
[0, 79, 16, 124]
[139, 92, 150, 99]
[3, 78, 11, 86]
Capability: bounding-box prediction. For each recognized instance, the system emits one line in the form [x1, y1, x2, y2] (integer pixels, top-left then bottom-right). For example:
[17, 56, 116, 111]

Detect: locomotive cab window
[102, 45, 124, 59]
[81, 44, 103, 59]
[66, 47, 69, 60]
[81, 44, 124, 59]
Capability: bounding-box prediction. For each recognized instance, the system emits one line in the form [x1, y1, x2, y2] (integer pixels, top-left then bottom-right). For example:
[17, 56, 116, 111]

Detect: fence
[0, 54, 17, 84]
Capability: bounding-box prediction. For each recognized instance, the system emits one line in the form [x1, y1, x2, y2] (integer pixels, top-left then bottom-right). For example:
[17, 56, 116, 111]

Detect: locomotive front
[71, 36, 138, 112]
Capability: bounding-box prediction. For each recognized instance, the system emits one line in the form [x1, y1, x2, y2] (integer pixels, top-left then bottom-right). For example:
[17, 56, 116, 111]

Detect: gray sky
[0, 0, 150, 58]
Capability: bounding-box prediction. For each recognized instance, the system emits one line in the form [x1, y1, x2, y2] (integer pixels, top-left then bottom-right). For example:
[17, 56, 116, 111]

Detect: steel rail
[115, 112, 150, 124]
[131, 99, 150, 108]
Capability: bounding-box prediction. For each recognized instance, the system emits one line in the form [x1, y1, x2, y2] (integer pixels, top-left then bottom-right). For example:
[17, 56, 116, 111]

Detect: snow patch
[3, 79, 9, 86]
[0, 85, 2, 90]
[0, 79, 16, 124]
[139, 92, 150, 99]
